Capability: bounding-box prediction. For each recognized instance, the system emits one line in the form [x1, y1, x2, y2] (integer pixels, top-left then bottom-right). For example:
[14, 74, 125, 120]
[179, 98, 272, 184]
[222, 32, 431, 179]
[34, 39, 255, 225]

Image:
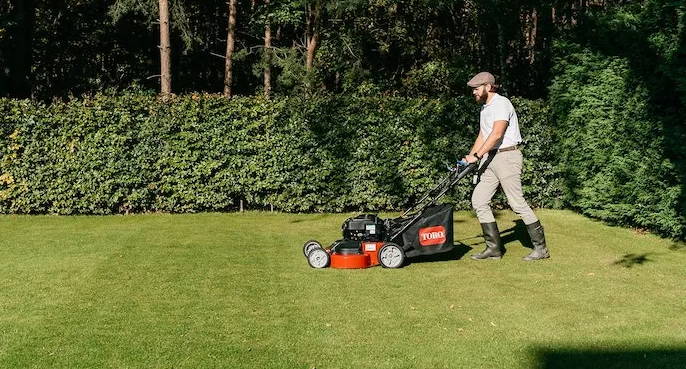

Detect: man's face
[472, 84, 489, 103]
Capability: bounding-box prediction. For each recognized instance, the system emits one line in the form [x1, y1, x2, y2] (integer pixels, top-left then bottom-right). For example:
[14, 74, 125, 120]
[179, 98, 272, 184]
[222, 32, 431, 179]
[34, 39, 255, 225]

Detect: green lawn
[1, 210, 684, 369]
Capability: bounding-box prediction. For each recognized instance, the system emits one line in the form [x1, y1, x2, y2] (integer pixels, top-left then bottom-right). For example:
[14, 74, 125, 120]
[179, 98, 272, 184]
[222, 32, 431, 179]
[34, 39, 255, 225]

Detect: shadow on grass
[612, 253, 653, 268]
[669, 242, 686, 251]
[407, 242, 472, 265]
[289, 214, 331, 224]
[501, 220, 534, 249]
[533, 348, 686, 369]
[455, 235, 483, 246]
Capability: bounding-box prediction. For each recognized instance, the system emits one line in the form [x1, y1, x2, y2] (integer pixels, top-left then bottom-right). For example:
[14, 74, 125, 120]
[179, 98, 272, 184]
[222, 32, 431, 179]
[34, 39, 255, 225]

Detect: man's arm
[470, 132, 486, 156]
[464, 120, 508, 163]
[462, 132, 485, 163]
[474, 120, 508, 157]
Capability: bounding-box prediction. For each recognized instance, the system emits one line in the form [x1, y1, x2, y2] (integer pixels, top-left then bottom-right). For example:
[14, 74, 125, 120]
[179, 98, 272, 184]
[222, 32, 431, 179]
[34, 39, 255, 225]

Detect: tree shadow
[500, 219, 534, 249]
[533, 347, 686, 369]
[290, 214, 330, 224]
[612, 253, 653, 268]
[669, 242, 686, 251]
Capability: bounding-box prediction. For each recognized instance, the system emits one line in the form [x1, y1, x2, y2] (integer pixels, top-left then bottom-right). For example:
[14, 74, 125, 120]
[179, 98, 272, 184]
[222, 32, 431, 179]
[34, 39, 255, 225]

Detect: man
[462, 72, 550, 261]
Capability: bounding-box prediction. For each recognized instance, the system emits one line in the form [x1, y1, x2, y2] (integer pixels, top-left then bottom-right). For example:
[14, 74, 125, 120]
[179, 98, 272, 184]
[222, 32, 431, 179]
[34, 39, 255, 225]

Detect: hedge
[0, 92, 560, 216]
[550, 42, 685, 239]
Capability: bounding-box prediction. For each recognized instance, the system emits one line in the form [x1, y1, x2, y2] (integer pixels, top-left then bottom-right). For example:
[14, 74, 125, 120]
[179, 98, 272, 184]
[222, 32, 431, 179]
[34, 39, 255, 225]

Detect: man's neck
[485, 92, 497, 105]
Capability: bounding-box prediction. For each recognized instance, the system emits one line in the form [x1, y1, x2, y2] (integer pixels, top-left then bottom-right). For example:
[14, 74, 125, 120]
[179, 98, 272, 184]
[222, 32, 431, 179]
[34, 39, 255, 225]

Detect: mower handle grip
[447, 160, 470, 172]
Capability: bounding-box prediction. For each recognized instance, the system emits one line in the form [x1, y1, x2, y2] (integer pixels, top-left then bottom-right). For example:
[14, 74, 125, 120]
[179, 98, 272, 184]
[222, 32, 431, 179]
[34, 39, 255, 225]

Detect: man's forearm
[475, 132, 504, 157]
[474, 121, 508, 157]
[470, 133, 485, 155]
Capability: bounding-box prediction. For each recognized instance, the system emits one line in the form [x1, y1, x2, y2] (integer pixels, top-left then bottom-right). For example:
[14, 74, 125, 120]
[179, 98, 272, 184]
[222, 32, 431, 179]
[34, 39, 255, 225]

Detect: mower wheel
[378, 243, 405, 268]
[303, 240, 323, 257]
[307, 248, 330, 268]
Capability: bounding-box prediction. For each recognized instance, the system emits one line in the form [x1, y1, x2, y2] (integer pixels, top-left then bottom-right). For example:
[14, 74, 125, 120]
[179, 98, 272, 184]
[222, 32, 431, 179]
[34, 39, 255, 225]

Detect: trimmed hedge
[0, 93, 559, 215]
[550, 42, 686, 239]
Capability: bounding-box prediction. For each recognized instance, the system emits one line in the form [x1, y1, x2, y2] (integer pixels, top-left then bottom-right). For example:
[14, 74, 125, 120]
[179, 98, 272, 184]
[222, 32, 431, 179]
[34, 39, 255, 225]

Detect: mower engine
[342, 214, 384, 242]
[303, 213, 395, 269]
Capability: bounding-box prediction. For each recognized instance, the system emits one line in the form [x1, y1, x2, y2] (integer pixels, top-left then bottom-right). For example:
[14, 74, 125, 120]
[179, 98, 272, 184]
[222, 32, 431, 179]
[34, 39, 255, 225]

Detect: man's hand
[463, 154, 479, 164]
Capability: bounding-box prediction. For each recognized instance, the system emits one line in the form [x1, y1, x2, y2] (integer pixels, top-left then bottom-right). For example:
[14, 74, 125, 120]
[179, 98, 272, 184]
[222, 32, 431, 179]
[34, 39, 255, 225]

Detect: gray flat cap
[467, 72, 496, 87]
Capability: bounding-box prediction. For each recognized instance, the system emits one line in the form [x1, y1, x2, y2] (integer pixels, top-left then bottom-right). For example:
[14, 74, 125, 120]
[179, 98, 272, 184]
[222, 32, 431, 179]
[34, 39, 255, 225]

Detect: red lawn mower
[303, 160, 477, 269]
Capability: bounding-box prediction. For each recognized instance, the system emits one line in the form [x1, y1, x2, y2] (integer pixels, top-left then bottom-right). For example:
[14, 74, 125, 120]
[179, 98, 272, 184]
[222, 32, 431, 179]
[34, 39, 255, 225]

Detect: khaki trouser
[471, 149, 539, 225]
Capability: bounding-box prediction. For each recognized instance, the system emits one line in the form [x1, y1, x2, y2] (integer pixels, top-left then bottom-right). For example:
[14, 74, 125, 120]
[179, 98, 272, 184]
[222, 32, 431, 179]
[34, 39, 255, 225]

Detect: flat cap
[467, 72, 496, 87]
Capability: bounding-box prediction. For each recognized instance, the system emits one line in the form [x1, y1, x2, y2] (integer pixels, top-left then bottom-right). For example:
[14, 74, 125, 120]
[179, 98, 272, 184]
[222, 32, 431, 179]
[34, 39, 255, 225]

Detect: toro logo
[418, 226, 446, 246]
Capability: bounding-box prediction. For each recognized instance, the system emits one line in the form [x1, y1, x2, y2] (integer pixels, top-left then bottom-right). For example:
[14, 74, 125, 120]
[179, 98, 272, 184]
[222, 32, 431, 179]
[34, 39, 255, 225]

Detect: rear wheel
[378, 243, 405, 268]
[307, 248, 330, 268]
[303, 240, 323, 257]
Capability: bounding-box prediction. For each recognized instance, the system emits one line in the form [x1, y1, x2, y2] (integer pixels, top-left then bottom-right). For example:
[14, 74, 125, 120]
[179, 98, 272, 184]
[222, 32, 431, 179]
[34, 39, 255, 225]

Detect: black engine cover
[342, 214, 385, 241]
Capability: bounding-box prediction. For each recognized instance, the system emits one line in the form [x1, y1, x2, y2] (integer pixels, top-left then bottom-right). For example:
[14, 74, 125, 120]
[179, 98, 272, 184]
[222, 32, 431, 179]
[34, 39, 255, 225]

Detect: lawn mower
[303, 160, 478, 269]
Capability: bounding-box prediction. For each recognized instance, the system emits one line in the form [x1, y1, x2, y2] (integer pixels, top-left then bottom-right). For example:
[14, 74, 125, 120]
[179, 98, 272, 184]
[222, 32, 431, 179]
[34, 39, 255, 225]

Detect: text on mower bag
[418, 226, 447, 246]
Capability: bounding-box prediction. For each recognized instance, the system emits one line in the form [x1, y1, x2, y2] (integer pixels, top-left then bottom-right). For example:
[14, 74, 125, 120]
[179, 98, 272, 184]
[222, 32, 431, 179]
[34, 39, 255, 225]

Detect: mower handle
[389, 161, 477, 242]
[400, 161, 478, 218]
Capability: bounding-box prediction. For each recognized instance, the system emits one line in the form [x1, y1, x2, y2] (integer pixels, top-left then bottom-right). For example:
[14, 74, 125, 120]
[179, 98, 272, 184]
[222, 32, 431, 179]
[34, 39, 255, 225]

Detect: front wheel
[307, 248, 330, 268]
[378, 243, 405, 268]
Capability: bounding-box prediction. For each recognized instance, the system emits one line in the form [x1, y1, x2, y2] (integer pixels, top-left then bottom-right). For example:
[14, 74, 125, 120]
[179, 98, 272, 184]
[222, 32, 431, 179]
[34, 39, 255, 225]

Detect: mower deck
[329, 241, 382, 268]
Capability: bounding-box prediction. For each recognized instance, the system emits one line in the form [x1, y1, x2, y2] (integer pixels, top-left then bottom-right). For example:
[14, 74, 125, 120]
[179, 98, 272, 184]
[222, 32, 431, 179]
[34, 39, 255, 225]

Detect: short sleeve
[492, 100, 512, 123]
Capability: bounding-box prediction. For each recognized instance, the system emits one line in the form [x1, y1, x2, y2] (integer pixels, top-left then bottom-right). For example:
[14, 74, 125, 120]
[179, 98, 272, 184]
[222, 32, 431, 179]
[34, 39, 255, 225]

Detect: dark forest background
[3, 1, 681, 101]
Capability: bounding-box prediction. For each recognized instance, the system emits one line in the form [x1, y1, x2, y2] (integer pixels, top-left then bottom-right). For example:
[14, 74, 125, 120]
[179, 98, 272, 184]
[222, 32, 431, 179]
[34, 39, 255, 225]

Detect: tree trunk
[305, 0, 321, 73]
[224, 0, 237, 97]
[264, 16, 272, 97]
[158, 0, 172, 97]
[9, 0, 33, 98]
[525, 8, 538, 65]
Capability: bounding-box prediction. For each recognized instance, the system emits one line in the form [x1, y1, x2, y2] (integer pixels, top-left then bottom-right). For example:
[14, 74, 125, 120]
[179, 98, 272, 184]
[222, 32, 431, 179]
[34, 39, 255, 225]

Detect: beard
[475, 89, 489, 103]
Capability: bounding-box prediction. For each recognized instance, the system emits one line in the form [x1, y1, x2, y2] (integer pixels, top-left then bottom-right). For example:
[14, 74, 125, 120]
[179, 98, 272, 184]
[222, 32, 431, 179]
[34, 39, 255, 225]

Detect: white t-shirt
[479, 93, 522, 149]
